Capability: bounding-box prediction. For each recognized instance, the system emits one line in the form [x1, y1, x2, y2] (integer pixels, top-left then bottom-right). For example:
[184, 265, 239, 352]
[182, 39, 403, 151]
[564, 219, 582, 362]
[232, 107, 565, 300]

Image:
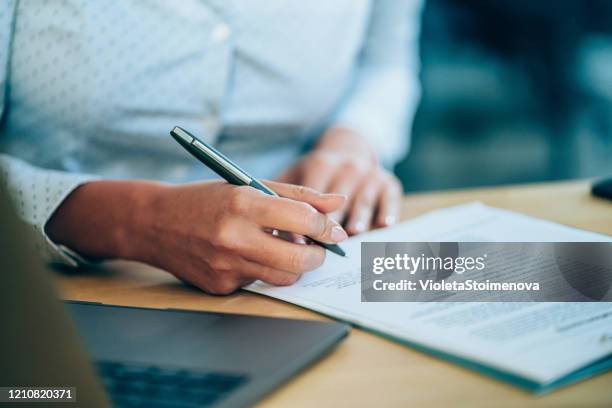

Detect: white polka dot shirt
[0, 0, 422, 265]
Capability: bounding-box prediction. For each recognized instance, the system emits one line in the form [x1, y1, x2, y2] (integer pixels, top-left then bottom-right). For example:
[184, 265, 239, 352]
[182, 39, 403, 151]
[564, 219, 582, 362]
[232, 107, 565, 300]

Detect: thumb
[262, 180, 346, 213]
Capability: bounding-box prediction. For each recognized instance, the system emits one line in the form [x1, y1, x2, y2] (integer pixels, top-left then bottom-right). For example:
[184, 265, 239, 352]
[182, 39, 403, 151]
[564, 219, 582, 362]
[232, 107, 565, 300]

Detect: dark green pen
[170, 126, 346, 257]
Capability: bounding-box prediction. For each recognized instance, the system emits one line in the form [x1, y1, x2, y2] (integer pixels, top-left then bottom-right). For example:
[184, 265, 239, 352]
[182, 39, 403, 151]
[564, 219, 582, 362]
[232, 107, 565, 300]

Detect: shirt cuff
[41, 176, 100, 267]
[0, 154, 102, 266]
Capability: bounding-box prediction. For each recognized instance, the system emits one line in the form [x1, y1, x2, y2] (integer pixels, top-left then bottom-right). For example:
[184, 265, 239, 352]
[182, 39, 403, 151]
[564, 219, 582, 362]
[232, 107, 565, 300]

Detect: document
[246, 203, 612, 393]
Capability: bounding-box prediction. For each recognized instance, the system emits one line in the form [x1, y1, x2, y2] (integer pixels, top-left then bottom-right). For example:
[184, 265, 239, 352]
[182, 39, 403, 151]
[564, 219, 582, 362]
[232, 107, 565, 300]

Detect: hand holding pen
[170, 126, 347, 257]
[46, 130, 349, 296]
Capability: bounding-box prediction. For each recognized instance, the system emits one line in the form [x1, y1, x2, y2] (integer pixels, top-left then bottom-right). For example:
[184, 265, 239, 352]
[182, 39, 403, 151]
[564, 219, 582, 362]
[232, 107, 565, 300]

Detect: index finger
[262, 180, 346, 214]
[248, 192, 348, 244]
[241, 229, 327, 274]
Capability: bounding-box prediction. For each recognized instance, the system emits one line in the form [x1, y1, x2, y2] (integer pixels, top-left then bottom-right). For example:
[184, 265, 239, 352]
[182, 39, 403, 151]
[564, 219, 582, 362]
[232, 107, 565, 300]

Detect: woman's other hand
[278, 126, 402, 236]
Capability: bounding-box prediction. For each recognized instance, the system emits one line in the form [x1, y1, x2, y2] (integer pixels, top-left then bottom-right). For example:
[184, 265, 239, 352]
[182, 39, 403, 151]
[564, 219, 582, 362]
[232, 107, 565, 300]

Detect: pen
[169, 126, 346, 257]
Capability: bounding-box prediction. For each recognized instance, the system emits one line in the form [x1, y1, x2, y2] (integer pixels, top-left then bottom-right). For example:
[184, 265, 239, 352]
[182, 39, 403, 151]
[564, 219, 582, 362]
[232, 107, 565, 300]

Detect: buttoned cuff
[39, 175, 101, 267]
[0, 154, 100, 267]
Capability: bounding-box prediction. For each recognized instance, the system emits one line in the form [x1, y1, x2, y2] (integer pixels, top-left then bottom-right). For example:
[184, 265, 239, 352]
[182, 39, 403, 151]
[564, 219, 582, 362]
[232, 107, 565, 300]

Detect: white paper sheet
[246, 203, 612, 387]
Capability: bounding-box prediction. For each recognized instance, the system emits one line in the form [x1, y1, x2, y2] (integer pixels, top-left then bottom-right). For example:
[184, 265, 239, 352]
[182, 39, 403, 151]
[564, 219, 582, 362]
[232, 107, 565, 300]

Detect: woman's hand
[46, 179, 348, 294]
[278, 126, 403, 235]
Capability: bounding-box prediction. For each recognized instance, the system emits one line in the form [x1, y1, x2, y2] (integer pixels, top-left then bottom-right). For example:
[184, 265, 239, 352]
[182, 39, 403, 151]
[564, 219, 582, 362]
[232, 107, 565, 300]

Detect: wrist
[122, 181, 172, 265]
[45, 180, 166, 263]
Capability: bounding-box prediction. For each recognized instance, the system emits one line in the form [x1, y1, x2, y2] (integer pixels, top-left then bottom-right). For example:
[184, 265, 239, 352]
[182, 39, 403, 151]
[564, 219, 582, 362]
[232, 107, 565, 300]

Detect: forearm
[45, 180, 162, 262]
[333, 0, 422, 166]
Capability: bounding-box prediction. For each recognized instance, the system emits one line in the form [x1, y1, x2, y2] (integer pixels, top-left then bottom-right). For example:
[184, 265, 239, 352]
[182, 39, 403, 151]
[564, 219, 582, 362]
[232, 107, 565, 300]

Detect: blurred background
[396, 0, 612, 192]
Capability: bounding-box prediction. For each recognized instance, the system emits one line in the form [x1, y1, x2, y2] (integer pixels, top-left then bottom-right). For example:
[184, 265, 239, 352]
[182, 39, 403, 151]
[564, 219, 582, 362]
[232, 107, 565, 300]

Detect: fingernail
[331, 225, 348, 242]
[384, 215, 396, 226]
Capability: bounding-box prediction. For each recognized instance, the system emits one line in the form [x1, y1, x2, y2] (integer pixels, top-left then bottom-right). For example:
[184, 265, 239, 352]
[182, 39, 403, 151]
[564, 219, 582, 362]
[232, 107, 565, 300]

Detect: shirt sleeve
[0, 0, 98, 267]
[333, 0, 423, 167]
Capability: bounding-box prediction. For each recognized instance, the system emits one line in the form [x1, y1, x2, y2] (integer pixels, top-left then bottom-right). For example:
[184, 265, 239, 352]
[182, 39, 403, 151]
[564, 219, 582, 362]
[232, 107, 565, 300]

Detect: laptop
[0, 180, 349, 408]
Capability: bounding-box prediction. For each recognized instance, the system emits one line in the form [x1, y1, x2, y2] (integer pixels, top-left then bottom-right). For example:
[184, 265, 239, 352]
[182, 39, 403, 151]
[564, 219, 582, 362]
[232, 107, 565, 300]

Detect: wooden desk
[57, 180, 612, 407]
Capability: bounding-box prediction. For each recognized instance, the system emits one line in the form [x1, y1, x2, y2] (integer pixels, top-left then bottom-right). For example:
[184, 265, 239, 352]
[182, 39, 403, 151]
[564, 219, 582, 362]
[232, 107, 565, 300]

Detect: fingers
[239, 257, 303, 286]
[203, 254, 302, 288]
[240, 229, 327, 274]
[186, 253, 299, 294]
[300, 155, 336, 192]
[248, 193, 347, 244]
[345, 177, 382, 235]
[262, 180, 346, 213]
[191, 253, 308, 294]
[342, 172, 403, 234]
[324, 165, 363, 223]
[375, 176, 402, 228]
[277, 153, 337, 192]
[276, 231, 307, 245]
